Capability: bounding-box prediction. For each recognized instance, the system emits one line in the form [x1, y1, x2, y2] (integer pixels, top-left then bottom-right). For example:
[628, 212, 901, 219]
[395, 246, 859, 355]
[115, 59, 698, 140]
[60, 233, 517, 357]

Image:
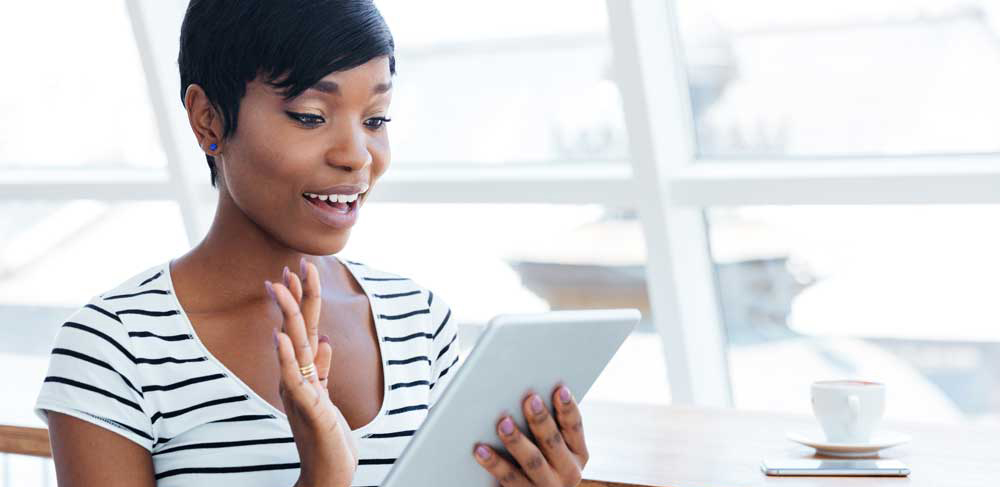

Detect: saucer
[787, 429, 911, 457]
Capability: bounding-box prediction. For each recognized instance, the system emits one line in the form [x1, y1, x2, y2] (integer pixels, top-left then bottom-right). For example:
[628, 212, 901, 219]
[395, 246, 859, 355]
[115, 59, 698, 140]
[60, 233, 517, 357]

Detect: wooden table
[578, 401, 999, 487]
[5, 401, 998, 486]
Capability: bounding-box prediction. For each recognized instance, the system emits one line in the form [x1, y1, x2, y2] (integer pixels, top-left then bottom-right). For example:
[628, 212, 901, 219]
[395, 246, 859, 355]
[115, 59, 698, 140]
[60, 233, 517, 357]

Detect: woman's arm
[47, 412, 156, 487]
[49, 412, 312, 487]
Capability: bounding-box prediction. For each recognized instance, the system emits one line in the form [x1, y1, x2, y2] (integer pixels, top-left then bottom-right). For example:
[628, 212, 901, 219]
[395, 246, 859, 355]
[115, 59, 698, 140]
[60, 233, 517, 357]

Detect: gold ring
[299, 362, 317, 378]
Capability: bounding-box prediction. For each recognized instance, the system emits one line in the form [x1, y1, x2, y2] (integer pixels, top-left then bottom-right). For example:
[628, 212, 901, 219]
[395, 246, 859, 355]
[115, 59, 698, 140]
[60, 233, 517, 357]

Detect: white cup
[811, 380, 886, 444]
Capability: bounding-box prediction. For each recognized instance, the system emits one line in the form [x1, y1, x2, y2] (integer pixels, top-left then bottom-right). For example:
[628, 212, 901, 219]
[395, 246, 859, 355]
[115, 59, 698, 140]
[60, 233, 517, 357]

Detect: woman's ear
[183, 83, 224, 154]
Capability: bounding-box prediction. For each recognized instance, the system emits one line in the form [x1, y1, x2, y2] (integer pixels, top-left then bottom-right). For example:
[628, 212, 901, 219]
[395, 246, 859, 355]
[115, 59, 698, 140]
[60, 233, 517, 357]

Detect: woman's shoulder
[33, 261, 176, 452]
[94, 260, 173, 304]
[338, 256, 436, 296]
[51, 259, 180, 351]
[337, 256, 453, 317]
[339, 257, 417, 284]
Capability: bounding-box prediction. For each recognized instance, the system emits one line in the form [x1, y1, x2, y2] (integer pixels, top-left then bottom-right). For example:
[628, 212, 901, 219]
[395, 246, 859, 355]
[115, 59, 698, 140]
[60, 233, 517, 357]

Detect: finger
[315, 335, 332, 392]
[553, 384, 589, 465]
[496, 416, 560, 486]
[284, 266, 304, 305]
[523, 393, 580, 480]
[284, 267, 315, 357]
[300, 258, 322, 357]
[274, 329, 319, 411]
[472, 444, 532, 487]
[268, 281, 316, 374]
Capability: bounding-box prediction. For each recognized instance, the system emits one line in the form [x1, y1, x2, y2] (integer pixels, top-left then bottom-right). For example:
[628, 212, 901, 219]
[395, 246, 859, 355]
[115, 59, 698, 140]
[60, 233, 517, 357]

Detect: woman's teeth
[302, 192, 360, 203]
[302, 191, 363, 216]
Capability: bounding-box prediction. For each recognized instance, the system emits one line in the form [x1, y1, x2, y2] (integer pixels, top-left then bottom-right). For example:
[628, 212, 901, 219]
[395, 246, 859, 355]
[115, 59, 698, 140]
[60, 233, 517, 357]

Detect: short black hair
[178, 0, 396, 188]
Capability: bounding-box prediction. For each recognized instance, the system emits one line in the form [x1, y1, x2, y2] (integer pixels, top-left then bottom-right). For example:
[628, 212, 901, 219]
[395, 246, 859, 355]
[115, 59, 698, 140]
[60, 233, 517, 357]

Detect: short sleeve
[426, 290, 461, 409]
[33, 295, 155, 452]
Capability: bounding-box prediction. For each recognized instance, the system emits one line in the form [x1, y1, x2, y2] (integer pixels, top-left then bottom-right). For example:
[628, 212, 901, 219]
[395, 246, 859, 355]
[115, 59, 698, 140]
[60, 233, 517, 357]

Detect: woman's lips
[302, 193, 360, 229]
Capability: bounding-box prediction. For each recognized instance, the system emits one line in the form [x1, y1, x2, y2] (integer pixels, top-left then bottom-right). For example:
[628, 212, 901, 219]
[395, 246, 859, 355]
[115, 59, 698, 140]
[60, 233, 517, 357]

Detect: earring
[209, 143, 218, 151]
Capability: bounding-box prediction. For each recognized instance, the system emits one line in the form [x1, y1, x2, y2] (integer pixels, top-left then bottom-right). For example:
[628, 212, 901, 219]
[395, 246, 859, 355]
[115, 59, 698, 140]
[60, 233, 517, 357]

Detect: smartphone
[760, 459, 910, 476]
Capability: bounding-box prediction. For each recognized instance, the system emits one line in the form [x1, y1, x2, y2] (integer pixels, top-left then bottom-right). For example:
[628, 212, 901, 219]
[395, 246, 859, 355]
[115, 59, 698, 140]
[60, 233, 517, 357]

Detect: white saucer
[787, 429, 912, 457]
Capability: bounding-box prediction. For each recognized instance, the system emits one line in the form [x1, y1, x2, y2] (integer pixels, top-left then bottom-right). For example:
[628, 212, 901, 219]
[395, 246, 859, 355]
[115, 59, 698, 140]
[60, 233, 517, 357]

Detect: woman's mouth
[302, 191, 365, 229]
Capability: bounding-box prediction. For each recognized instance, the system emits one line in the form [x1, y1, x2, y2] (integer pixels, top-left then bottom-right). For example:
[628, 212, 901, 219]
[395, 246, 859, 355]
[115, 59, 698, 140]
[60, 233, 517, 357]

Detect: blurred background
[4, 0, 1000, 483]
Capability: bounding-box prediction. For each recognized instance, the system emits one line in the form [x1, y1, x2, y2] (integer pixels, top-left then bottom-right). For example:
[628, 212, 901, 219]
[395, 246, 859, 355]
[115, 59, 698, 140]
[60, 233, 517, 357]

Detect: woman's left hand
[472, 384, 589, 486]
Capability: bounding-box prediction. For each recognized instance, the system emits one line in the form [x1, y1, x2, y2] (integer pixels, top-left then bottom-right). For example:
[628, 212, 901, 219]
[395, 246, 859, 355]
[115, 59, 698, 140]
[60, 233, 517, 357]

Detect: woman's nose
[324, 125, 372, 171]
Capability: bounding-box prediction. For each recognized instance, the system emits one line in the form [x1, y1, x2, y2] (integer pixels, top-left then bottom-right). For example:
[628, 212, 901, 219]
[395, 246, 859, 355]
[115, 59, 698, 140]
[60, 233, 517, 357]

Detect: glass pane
[0, 201, 189, 308]
[677, 1, 1000, 158]
[2, 201, 188, 429]
[342, 203, 668, 404]
[707, 205, 1000, 424]
[374, 0, 629, 164]
[0, 453, 55, 487]
[0, 1, 166, 170]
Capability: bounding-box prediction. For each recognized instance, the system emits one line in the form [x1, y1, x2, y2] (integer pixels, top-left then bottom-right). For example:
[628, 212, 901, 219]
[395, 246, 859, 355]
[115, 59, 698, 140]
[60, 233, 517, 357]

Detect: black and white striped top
[33, 256, 461, 487]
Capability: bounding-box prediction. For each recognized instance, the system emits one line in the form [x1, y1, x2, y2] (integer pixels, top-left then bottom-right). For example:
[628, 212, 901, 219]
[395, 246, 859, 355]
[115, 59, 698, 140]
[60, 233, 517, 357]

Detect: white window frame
[8, 0, 999, 407]
[604, 0, 1000, 407]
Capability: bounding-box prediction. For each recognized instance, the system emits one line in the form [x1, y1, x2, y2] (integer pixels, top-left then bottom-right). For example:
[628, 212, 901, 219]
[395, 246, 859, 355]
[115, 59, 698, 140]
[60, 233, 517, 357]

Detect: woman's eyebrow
[308, 79, 392, 96]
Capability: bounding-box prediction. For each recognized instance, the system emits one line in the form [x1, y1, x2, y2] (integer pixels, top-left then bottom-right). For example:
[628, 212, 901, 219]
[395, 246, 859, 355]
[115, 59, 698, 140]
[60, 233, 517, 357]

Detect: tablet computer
[381, 308, 641, 487]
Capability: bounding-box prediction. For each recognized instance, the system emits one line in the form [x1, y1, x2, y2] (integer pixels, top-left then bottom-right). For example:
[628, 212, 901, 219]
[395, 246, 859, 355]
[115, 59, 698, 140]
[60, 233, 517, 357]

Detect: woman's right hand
[266, 258, 358, 487]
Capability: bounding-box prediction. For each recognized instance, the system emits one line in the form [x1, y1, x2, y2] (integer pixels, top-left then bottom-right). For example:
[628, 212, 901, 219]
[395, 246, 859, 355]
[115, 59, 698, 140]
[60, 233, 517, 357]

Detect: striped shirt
[33, 256, 461, 487]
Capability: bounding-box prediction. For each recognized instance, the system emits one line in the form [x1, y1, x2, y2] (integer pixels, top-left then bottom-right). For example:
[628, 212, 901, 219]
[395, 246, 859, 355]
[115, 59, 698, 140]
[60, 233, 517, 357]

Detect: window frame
[604, 0, 1000, 407]
[8, 0, 995, 407]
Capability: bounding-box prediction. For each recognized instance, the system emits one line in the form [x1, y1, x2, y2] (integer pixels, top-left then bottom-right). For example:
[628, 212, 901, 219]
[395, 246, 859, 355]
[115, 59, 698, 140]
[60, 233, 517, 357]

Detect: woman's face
[217, 56, 392, 255]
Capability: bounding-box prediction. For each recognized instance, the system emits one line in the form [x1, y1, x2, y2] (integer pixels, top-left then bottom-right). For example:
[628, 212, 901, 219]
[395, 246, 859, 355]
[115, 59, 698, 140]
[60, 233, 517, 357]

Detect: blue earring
[209, 143, 218, 151]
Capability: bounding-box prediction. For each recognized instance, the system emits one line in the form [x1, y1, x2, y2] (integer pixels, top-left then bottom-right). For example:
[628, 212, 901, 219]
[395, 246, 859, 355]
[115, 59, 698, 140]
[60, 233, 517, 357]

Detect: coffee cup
[811, 380, 885, 444]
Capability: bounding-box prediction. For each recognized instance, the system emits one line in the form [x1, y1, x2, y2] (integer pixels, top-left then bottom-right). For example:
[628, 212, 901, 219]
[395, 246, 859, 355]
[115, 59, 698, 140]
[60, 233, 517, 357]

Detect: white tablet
[381, 308, 641, 487]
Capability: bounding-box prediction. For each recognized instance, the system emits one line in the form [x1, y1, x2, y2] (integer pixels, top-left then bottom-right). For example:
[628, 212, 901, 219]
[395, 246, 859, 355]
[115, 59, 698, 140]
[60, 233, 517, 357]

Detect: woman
[32, 1, 589, 486]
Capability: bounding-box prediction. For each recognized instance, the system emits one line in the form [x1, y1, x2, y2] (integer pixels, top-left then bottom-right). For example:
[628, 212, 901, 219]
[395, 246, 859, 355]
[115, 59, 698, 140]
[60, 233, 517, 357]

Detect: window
[676, 0, 1000, 158]
[607, 0, 1000, 417]
[8, 1, 995, 455]
[708, 205, 1000, 422]
[0, 201, 188, 309]
[345, 204, 643, 319]
[0, 1, 165, 170]
[343, 203, 667, 404]
[374, 0, 628, 165]
[0, 453, 55, 487]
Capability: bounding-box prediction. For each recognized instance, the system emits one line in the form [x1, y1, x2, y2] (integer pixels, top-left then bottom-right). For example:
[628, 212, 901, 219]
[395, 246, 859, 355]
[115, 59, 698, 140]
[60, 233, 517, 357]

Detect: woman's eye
[287, 112, 390, 130]
[366, 117, 392, 130]
[287, 111, 324, 127]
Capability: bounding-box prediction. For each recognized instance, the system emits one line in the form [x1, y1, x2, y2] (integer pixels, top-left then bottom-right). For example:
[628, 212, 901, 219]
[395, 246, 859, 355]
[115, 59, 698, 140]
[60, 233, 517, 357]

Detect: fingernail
[272, 328, 279, 348]
[282, 266, 289, 285]
[319, 334, 330, 344]
[530, 395, 543, 414]
[264, 281, 276, 301]
[475, 445, 491, 460]
[500, 417, 514, 435]
[560, 386, 571, 404]
[300, 257, 307, 277]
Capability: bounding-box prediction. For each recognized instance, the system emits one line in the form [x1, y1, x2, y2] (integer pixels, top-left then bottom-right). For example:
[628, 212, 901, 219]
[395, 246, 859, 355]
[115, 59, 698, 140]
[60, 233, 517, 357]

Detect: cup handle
[848, 395, 861, 435]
